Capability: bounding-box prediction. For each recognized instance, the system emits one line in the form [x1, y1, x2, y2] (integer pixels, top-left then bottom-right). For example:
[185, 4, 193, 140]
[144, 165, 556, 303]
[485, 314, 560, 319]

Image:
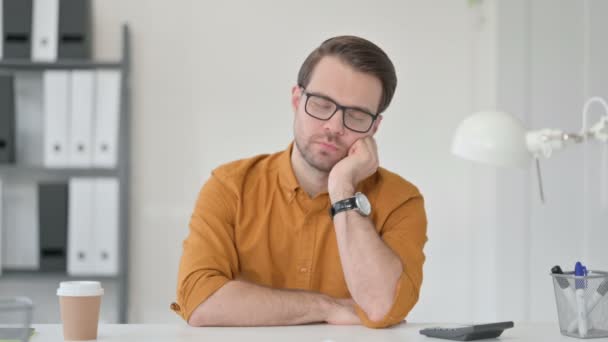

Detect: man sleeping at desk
[170, 35, 427, 329]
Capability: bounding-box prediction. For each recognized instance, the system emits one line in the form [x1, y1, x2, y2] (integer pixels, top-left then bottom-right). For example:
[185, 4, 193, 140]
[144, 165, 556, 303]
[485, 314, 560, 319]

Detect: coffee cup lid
[57, 281, 104, 297]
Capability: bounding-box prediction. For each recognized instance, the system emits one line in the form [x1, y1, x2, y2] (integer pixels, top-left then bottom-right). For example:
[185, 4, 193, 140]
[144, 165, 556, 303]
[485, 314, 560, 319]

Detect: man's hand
[328, 136, 379, 203]
[325, 298, 361, 325]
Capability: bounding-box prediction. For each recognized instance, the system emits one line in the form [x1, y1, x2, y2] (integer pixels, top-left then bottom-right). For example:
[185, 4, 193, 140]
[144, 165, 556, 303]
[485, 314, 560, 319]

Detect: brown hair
[297, 36, 397, 114]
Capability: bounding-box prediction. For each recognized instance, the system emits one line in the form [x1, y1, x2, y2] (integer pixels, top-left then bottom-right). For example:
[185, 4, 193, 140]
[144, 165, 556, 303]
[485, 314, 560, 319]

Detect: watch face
[355, 192, 371, 216]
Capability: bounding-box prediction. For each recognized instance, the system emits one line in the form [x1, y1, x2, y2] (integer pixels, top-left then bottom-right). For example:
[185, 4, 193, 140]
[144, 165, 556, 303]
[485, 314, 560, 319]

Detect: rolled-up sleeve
[171, 171, 240, 322]
[355, 193, 428, 328]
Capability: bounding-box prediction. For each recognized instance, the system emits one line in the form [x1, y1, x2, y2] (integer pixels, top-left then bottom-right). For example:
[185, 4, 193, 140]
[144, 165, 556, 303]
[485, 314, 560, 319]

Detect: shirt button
[170, 302, 181, 312]
[299, 267, 308, 273]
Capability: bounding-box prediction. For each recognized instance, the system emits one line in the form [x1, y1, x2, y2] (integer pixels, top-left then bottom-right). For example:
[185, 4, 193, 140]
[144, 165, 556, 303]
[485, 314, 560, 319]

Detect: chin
[296, 138, 342, 172]
[311, 154, 343, 172]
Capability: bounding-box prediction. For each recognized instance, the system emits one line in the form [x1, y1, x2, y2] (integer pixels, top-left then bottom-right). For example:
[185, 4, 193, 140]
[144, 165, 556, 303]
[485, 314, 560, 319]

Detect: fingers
[362, 136, 379, 171]
[352, 137, 375, 155]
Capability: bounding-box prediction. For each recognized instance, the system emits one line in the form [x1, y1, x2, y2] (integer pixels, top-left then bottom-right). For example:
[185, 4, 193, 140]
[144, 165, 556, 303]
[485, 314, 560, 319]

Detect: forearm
[188, 279, 332, 326]
[332, 209, 403, 321]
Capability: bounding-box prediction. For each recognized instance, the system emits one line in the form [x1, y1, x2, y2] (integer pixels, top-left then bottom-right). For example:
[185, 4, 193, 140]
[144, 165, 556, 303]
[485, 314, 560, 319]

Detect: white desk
[30, 323, 608, 341]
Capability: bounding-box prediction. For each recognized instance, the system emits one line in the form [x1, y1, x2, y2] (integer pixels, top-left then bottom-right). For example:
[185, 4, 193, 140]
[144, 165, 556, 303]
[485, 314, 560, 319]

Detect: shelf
[0, 270, 121, 281]
[0, 59, 122, 70]
[0, 165, 118, 179]
[0, 24, 131, 323]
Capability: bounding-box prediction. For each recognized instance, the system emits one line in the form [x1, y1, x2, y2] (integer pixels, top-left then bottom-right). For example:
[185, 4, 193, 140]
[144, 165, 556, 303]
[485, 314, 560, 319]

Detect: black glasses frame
[300, 87, 378, 133]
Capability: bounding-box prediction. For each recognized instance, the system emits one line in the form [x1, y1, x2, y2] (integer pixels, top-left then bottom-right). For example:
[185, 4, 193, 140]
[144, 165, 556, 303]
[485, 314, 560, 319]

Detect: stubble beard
[294, 134, 346, 173]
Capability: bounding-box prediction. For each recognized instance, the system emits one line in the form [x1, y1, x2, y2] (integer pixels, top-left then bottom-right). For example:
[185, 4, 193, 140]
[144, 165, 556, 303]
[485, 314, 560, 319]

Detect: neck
[291, 144, 329, 198]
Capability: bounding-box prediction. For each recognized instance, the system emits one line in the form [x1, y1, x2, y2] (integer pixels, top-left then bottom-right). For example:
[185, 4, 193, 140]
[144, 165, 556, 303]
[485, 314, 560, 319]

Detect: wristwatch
[329, 192, 372, 218]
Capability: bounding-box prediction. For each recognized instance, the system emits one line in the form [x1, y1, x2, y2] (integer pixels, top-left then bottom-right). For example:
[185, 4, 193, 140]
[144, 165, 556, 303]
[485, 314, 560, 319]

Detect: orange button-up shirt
[171, 143, 427, 328]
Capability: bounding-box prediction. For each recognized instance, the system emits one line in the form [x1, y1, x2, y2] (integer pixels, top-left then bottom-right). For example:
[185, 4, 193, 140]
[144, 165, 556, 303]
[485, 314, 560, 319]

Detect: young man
[171, 36, 427, 329]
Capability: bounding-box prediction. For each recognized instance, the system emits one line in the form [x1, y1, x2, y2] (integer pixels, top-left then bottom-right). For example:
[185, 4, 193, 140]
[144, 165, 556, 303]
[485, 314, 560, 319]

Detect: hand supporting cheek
[328, 137, 379, 203]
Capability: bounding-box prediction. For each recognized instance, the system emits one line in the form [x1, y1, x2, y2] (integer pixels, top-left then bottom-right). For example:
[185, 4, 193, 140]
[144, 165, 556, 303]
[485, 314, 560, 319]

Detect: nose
[323, 109, 345, 136]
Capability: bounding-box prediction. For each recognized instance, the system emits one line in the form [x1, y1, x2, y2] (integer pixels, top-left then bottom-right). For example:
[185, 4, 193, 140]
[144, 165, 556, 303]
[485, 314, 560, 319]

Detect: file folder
[0, 0, 3, 58]
[57, 0, 90, 59]
[0, 73, 15, 163]
[14, 72, 44, 166]
[69, 70, 94, 167]
[43, 70, 70, 168]
[31, 0, 59, 61]
[2, 180, 39, 270]
[67, 178, 93, 275]
[0, 177, 3, 275]
[67, 177, 119, 276]
[93, 178, 119, 275]
[93, 71, 121, 168]
[38, 182, 68, 272]
[2, 0, 33, 59]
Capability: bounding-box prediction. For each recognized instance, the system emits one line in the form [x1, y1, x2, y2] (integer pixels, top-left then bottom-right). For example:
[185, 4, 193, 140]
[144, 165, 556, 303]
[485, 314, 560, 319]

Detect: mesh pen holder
[551, 270, 608, 339]
[0, 297, 33, 342]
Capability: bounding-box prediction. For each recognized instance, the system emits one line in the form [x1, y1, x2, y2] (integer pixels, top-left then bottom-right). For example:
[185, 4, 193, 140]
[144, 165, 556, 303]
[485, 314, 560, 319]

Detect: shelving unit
[0, 24, 131, 323]
[0, 61, 122, 70]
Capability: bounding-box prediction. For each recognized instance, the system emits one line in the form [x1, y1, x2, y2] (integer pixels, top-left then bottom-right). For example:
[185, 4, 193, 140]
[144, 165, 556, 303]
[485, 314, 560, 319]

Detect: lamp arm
[525, 129, 570, 158]
[523, 97, 608, 204]
[525, 97, 608, 159]
[589, 116, 608, 143]
[582, 97, 608, 142]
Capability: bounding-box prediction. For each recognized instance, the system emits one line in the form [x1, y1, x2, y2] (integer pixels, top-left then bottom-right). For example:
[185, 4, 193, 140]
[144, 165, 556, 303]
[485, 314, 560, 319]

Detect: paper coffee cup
[57, 281, 104, 341]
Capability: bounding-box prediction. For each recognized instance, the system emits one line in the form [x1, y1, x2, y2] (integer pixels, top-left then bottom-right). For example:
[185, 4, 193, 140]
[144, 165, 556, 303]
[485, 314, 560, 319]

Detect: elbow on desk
[362, 303, 392, 323]
[356, 286, 403, 325]
[182, 275, 233, 327]
[187, 308, 202, 327]
[187, 307, 211, 327]
[187, 301, 218, 327]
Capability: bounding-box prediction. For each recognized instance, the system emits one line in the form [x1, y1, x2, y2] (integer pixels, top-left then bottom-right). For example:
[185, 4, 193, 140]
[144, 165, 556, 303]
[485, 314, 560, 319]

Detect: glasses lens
[306, 95, 336, 119]
[344, 109, 374, 132]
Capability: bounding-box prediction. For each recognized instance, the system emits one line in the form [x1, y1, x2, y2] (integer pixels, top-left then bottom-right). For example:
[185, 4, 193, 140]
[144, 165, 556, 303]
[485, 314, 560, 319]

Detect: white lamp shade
[451, 111, 531, 169]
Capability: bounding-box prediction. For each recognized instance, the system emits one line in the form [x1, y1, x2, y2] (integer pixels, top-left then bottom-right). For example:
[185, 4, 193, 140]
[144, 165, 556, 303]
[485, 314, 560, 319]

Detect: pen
[551, 266, 577, 313]
[567, 276, 608, 333]
[575, 262, 588, 337]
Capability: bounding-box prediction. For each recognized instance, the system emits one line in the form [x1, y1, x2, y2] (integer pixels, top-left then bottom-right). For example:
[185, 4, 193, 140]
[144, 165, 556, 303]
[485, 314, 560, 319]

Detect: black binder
[2, 0, 33, 59]
[38, 182, 69, 272]
[58, 0, 91, 59]
[0, 73, 15, 163]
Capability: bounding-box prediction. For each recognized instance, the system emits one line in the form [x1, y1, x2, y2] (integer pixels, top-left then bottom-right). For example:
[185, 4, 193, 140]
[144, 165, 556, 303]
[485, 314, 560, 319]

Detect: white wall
[92, 0, 481, 323]
[521, 0, 608, 322]
[480, 0, 608, 323]
[91, 0, 608, 324]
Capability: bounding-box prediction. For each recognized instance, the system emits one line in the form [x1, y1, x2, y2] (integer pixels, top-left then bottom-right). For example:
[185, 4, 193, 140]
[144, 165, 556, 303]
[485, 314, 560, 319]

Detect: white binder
[43, 70, 70, 168]
[93, 71, 121, 168]
[14, 72, 44, 166]
[67, 178, 94, 275]
[31, 0, 59, 61]
[0, 177, 3, 275]
[2, 181, 39, 270]
[93, 178, 119, 275]
[69, 70, 94, 167]
[0, 0, 3, 59]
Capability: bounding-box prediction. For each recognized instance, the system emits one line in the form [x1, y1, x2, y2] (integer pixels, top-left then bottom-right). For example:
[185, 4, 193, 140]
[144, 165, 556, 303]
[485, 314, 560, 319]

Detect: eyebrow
[306, 90, 376, 115]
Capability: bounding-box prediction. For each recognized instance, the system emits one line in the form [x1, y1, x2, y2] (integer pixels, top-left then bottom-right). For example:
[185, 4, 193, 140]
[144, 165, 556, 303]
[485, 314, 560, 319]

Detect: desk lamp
[451, 97, 608, 202]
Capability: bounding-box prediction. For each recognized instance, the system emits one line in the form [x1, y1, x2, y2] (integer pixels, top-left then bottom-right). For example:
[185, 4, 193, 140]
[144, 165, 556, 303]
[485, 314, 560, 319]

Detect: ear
[371, 115, 383, 135]
[291, 85, 302, 113]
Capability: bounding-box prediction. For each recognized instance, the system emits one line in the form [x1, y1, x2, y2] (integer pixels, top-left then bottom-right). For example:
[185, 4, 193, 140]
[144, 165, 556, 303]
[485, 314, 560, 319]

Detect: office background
[2, 0, 607, 324]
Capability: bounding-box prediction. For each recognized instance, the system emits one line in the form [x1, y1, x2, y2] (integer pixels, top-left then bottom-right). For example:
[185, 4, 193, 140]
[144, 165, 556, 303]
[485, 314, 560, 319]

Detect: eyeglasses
[300, 87, 378, 133]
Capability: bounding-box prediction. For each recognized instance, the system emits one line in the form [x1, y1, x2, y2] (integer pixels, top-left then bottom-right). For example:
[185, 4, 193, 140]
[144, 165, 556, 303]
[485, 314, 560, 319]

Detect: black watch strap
[329, 197, 357, 218]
